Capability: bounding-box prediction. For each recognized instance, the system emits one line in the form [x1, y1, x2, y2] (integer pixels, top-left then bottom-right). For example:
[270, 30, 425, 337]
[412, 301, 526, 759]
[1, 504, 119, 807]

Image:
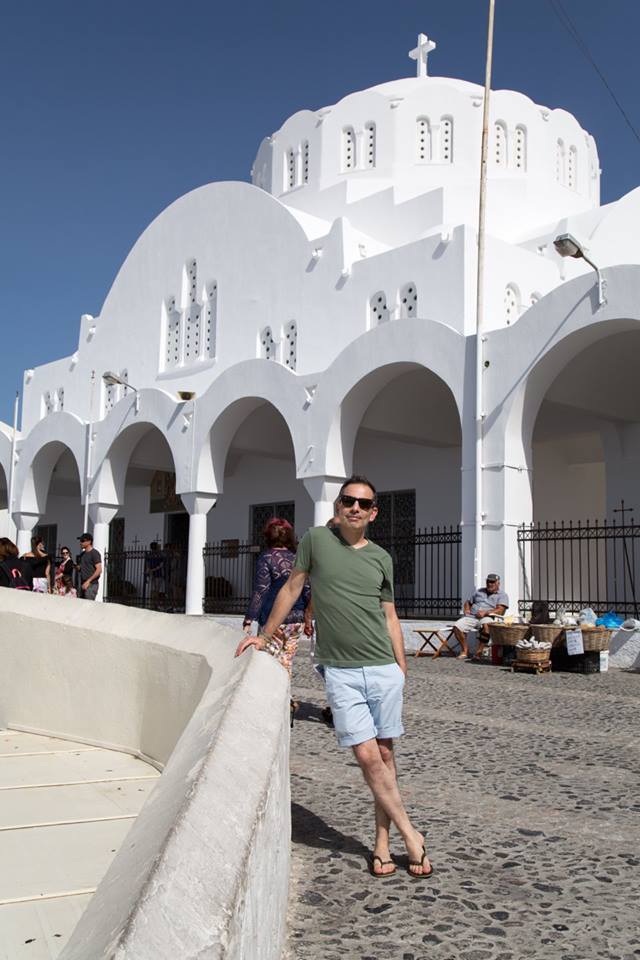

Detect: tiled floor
[0, 729, 160, 959]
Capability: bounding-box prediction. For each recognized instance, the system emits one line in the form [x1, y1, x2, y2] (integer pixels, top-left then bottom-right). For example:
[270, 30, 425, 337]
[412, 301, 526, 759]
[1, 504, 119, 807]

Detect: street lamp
[553, 232, 607, 307]
[102, 371, 140, 413]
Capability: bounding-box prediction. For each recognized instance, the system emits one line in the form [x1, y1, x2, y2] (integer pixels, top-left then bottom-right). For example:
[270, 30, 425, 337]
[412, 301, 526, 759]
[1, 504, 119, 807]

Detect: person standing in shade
[236, 476, 432, 879]
[77, 533, 102, 600]
[22, 536, 51, 593]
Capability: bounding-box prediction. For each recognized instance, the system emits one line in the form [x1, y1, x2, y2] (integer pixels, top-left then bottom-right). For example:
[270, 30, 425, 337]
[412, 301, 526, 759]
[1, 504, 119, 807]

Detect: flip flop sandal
[407, 846, 434, 879]
[369, 855, 396, 879]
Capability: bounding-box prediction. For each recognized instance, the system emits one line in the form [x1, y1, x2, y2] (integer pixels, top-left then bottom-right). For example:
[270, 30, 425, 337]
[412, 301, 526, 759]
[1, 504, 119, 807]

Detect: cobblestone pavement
[285, 649, 640, 960]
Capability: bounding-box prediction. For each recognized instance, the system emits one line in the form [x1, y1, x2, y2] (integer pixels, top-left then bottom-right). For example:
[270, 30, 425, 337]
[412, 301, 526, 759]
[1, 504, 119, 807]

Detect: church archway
[202, 399, 306, 613]
[35, 446, 84, 558]
[526, 328, 640, 613]
[95, 423, 183, 610]
[348, 364, 462, 616]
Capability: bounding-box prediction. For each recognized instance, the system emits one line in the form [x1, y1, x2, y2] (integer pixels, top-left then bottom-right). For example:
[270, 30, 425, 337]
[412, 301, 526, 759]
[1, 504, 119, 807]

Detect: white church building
[2, 35, 640, 616]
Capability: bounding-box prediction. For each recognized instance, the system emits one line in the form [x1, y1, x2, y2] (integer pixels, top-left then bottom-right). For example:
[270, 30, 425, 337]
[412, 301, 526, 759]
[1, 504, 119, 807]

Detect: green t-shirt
[294, 526, 395, 668]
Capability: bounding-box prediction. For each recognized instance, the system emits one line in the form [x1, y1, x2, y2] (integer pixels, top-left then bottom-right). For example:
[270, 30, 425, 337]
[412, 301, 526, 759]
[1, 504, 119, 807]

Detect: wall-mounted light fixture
[553, 232, 606, 307]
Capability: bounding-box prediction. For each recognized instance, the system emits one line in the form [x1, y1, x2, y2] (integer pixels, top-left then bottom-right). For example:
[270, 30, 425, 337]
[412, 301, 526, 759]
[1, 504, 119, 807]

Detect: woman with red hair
[243, 518, 311, 718]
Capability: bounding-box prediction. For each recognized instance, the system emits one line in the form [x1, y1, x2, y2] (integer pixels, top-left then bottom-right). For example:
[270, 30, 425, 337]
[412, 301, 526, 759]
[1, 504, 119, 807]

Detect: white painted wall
[0, 590, 290, 960]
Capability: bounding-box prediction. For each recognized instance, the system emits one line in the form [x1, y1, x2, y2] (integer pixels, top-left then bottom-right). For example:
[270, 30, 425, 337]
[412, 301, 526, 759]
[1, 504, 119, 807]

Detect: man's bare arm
[382, 601, 407, 675]
[235, 569, 308, 657]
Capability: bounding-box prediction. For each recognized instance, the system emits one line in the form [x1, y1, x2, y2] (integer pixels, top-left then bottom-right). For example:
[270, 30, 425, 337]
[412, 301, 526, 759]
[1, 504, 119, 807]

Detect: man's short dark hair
[339, 475, 377, 501]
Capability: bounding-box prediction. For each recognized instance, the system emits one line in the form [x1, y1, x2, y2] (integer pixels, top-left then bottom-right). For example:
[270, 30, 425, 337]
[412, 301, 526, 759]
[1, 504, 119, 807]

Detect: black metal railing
[203, 540, 262, 614]
[203, 527, 461, 619]
[371, 526, 461, 618]
[518, 519, 640, 617]
[104, 546, 187, 612]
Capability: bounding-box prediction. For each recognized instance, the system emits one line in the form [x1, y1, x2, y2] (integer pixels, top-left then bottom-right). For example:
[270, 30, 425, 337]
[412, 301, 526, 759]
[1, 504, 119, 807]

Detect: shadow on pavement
[291, 802, 369, 858]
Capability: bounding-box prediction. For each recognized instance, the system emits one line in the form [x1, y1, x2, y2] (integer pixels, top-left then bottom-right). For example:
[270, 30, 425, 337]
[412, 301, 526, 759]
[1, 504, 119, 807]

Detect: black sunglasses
[339, 494, 376, 510]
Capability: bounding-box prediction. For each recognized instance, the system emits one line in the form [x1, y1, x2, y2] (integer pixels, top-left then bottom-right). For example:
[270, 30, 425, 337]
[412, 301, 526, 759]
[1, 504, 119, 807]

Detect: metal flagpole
[474, 0, 496, 586]
[8, 391, 19, 539]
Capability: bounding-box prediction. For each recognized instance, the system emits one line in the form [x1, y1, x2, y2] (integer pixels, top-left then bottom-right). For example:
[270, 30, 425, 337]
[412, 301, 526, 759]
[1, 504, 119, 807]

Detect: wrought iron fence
[203, 540, 262, 614]
[518, 519, 640, 617]
[203, 527, 461, 619]
[104, 545, 187, 612]
[371, 526, 461, 619]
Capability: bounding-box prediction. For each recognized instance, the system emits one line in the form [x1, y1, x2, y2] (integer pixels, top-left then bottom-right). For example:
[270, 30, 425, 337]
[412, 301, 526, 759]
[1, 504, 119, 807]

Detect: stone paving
[285, 647, 640, 960]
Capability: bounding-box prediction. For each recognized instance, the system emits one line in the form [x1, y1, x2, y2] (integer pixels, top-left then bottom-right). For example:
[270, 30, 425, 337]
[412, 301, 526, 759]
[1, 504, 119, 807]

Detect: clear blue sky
[2, 0, 639, 425]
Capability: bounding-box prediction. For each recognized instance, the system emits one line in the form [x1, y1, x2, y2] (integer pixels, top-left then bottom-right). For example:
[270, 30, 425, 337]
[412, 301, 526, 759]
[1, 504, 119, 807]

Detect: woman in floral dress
[243, 518, 311, 722]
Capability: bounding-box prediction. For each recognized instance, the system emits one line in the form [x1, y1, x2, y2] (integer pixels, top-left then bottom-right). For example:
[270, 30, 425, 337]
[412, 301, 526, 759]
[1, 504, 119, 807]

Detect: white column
[88, 503, 120, 602]
[12, 512, 40, 555]
[181, 493, 217, 616]
[303, 476, 345, 527]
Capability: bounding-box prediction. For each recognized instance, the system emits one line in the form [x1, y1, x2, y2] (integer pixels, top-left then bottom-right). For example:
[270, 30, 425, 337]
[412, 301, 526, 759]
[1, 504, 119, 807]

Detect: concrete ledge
[0, 591, 290, 959]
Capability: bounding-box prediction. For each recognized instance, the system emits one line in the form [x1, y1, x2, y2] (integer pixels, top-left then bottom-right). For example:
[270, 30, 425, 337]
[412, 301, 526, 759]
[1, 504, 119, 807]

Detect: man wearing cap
[77, 533, 102, 600]
[452, 575, 509, 659]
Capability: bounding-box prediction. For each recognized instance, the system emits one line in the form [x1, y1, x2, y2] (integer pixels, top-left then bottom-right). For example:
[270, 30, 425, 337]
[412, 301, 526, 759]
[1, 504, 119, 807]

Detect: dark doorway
[166, 512, 189, 547]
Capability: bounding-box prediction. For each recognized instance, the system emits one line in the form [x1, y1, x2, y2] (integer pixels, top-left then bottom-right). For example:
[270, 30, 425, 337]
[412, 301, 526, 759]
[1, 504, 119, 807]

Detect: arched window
[416, 117, 431, 162]
[261, 326, 276, 360]
[56, 387, 64, 411]
[205, 281, 217, 359]
[556, 139, 565, 184]
[369, 292, 390, 326]
[567, 145, 577, 190]
[286, 148, 296, 190]
[494, 121, 507, 167]
[504, 284, 520, 324]
[342, 127, 356, 172]
[514, 125, 527, 171]
[43, 391, 54, 416]
[399, 283, 418, 319]
[283, 321, 297, 370]
[440, 116, 453, 163]
[302, 141, 310, 183]
[165, 296, 181, 370]
[365, 122, 376, 168]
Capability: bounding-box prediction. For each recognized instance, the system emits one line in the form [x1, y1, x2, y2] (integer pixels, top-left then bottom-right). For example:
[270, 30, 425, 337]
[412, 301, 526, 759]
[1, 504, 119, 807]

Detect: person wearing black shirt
[21, 537, 51, 593]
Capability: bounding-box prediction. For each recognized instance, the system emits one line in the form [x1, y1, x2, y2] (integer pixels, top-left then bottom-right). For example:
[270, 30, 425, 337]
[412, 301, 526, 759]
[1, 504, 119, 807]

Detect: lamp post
[102, 371, 140, 413]
[553, 232, 607, 307]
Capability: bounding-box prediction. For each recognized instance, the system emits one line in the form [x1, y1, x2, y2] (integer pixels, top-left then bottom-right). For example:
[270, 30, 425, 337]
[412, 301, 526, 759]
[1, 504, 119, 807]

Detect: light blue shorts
[324, 663, 405, 748]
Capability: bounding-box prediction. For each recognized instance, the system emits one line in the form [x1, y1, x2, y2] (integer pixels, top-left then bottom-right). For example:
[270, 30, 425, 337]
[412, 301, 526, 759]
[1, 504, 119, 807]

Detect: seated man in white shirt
[452, 574, 509, 659]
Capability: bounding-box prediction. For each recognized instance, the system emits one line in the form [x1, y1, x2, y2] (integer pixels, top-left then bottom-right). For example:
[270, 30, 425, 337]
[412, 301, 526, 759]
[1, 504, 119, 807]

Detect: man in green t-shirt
[236, 476, 432, 880]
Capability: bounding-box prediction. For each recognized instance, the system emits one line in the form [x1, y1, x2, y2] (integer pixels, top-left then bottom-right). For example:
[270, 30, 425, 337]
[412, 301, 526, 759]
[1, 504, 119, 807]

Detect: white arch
[492, 265, 640, 468]
[13, 413, 86, 516]
[308, 317, 466, 478]
[191, 359, 308, 495]
[91, 389, 187, 506]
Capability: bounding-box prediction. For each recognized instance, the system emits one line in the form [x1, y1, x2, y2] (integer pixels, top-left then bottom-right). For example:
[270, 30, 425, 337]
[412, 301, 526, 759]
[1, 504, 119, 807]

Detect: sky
[2, 0, 639, 426]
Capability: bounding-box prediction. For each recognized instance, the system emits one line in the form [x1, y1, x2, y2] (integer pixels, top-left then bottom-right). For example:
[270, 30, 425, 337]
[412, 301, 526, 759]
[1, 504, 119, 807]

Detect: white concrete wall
[0, 590, 290, 960]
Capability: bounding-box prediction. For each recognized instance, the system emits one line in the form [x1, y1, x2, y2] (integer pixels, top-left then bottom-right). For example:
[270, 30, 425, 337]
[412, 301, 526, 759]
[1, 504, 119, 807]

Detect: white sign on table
[565, 628, 584, 656]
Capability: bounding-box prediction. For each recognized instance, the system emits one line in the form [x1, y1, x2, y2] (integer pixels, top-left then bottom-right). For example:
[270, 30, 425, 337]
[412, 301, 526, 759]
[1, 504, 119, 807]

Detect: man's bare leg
[353, 737, 431, 876]
[371, 739, 395, 875]
[452, 626, 469, 658]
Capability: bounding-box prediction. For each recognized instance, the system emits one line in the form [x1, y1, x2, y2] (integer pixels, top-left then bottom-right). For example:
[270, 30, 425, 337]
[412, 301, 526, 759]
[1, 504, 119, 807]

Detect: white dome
[251, 49, 600, 244]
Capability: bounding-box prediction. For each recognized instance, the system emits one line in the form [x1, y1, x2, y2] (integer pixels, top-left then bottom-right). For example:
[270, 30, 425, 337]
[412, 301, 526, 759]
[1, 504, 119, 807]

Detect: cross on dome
[409, 33, 436, 78]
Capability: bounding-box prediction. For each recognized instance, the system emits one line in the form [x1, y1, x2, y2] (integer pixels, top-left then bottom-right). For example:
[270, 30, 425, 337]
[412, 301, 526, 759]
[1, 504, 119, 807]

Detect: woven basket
[580, 627, 612, 652]
[530, 623, 564, 647]
[516, 647, 550, 664]
[489, 623, 530, 647]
